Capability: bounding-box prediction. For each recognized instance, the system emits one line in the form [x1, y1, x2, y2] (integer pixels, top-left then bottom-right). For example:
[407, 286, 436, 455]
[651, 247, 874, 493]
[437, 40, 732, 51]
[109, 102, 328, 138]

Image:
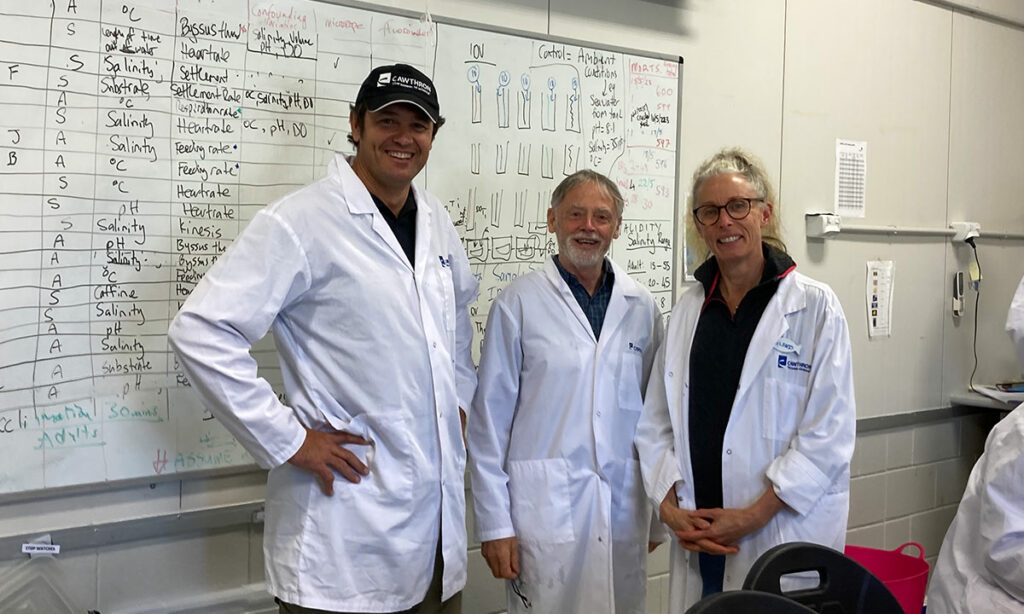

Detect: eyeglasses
[511, 577, 532, 609]
[693, 197, 763, 226]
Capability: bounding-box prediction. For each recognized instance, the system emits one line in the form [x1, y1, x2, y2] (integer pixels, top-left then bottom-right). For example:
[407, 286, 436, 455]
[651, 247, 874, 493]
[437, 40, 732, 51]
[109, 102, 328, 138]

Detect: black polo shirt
[371, 190, 417, 267]
[688, 244, 795, 511]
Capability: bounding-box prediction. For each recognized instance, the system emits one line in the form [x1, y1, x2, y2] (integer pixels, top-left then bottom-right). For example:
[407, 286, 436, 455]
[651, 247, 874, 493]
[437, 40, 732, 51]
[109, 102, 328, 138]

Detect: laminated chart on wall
[0, 0, 680, 494]
[429, 26, 680, 354]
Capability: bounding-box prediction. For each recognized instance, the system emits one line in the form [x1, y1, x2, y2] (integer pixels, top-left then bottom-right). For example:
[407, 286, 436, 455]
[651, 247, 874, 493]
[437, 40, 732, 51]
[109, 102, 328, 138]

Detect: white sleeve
[640, 306, 665, 400]
[766, 291, 856, 516]
[1007, 274, 1024, 371]
[635, 338, 684, 513]
[466, 297, 522, 542]
[446, 221, 479, 412]
[168, 210, 310, 469]
[979, 415, 1024, 602]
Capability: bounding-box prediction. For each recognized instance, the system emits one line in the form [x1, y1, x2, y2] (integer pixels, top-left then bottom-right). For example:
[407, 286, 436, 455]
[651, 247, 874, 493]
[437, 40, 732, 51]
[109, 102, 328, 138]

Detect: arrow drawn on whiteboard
[152, 449, 168, 474]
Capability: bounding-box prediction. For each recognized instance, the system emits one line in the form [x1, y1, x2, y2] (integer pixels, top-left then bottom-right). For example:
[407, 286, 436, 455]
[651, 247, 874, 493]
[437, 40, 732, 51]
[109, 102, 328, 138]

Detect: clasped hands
[659, 486, 784, 555]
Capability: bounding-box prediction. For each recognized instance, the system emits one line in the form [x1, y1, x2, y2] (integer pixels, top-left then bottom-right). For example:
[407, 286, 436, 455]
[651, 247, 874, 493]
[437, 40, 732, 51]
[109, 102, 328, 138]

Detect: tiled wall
[845, 412, 999, 571]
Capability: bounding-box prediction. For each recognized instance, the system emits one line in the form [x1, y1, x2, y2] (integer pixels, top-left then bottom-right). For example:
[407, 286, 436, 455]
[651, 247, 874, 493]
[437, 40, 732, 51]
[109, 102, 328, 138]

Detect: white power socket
[950, 222, 981, 242]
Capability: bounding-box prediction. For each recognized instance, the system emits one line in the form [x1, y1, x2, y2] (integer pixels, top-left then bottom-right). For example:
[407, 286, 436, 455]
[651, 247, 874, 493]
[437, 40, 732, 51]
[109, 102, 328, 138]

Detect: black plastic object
[684, 589, 818, 614]
[743, 541, 904, 614]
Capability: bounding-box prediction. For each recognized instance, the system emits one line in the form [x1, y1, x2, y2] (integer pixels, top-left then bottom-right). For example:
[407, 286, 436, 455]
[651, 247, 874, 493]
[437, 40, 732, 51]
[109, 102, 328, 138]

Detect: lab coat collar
[329, 153, 431, 272]
[696, 243, 796, 313]
[541, 256, 641, 343]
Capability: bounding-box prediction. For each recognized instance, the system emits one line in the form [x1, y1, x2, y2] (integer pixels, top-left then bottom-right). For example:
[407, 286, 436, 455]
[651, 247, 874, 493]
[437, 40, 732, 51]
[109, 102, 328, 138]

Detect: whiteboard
[0, 0, 680, 495]
[429, 22, 680, 353]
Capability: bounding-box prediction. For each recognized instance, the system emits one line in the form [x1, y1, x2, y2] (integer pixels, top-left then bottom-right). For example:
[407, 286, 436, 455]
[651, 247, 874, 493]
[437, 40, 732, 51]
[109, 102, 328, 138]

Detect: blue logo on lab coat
[777, 354, 812, 373]
[438, 255, 451, 268]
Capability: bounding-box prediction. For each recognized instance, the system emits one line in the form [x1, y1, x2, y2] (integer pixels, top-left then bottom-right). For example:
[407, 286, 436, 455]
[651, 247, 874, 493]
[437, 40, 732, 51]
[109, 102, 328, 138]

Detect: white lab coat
[168, 154, 477, 612]
[468, 257, 665, 614]
[927, 403, 1024, 614]
[635, 270, 855, 611]
[1007, 274, 1024, 369]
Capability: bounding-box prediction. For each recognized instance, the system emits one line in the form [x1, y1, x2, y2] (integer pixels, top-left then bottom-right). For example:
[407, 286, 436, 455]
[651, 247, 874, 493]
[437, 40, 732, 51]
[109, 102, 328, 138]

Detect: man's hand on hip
[481, 536, 520, 579]
[288, 427, 370, 496]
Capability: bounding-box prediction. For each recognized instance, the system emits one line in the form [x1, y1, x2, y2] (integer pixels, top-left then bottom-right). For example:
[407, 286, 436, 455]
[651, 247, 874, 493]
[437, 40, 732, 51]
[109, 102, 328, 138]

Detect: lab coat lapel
[542, 257, 596, 342]
[596, 259, 636, 352]
[736, 276, 804, 396]
[333, 153, 415, 272]
[410, 182, 433, 274]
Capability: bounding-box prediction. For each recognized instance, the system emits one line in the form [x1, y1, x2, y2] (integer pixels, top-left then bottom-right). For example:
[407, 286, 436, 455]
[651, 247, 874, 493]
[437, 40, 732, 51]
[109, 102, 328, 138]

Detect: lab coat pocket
[618, 353, 645, 412]
[761, 378, 807, 442]
[508, 458, 575, 545]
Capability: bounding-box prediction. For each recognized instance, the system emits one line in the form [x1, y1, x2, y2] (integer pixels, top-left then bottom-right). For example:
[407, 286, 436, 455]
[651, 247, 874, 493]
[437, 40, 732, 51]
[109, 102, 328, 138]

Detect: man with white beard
[467, 170, 666, 613]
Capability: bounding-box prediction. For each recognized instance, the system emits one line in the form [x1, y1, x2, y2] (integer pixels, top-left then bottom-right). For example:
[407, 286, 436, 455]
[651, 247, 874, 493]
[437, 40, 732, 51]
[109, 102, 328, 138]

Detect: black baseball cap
[355, 64, 440, 123]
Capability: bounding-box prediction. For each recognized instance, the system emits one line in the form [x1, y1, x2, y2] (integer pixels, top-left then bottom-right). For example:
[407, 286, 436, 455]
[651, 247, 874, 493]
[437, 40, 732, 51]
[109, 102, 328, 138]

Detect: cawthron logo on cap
[377, 72, 392, 86]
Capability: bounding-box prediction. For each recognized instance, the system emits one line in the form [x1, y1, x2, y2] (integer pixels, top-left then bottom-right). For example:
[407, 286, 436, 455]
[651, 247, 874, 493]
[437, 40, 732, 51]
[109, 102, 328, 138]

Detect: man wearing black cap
[169, 64, 477, 614]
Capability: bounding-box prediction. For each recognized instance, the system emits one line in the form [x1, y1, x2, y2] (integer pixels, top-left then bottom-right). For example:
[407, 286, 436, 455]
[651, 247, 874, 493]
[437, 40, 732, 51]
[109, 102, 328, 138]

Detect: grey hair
[688, 147, 786, 258]
[550, 169, 625, 218]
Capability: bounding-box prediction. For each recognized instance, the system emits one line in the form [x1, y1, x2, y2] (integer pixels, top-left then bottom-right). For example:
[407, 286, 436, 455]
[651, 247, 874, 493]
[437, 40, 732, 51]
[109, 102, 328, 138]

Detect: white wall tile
[849, 474, 887, 528]
[885, 465, 936, 518]
[852, 431, 888, 476]
[846, 523, 885, 549]
[886, 428, 915, 470]
[912, 420, 961, 464]
[884, 517, 911, 549]
[909, 505, 958, 561]
[935, 456, 974, 507]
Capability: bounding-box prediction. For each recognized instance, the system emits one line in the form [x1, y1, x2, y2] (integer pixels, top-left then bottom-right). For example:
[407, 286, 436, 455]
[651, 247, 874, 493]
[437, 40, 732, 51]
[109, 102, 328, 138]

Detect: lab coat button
[668, 371, 674, 378]
[596, 411, 602, 417]
[432, 341, 438, 349]
[726, 449, 732, 455]
[597, 536, 603, 543]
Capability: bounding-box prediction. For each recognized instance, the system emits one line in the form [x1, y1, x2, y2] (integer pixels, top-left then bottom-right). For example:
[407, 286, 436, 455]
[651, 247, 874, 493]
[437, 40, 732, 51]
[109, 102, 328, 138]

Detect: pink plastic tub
[845, 542, 930, 614]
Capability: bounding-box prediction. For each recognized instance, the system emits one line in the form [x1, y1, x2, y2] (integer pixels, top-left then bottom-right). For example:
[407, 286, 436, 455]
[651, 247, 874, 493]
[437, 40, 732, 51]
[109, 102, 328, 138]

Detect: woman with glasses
[635, 147, 855, 610]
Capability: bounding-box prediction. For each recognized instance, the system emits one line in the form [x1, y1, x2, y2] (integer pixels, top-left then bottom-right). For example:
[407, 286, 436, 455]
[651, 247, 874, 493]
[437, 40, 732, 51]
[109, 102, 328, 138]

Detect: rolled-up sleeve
[766, 292, 855, 516]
